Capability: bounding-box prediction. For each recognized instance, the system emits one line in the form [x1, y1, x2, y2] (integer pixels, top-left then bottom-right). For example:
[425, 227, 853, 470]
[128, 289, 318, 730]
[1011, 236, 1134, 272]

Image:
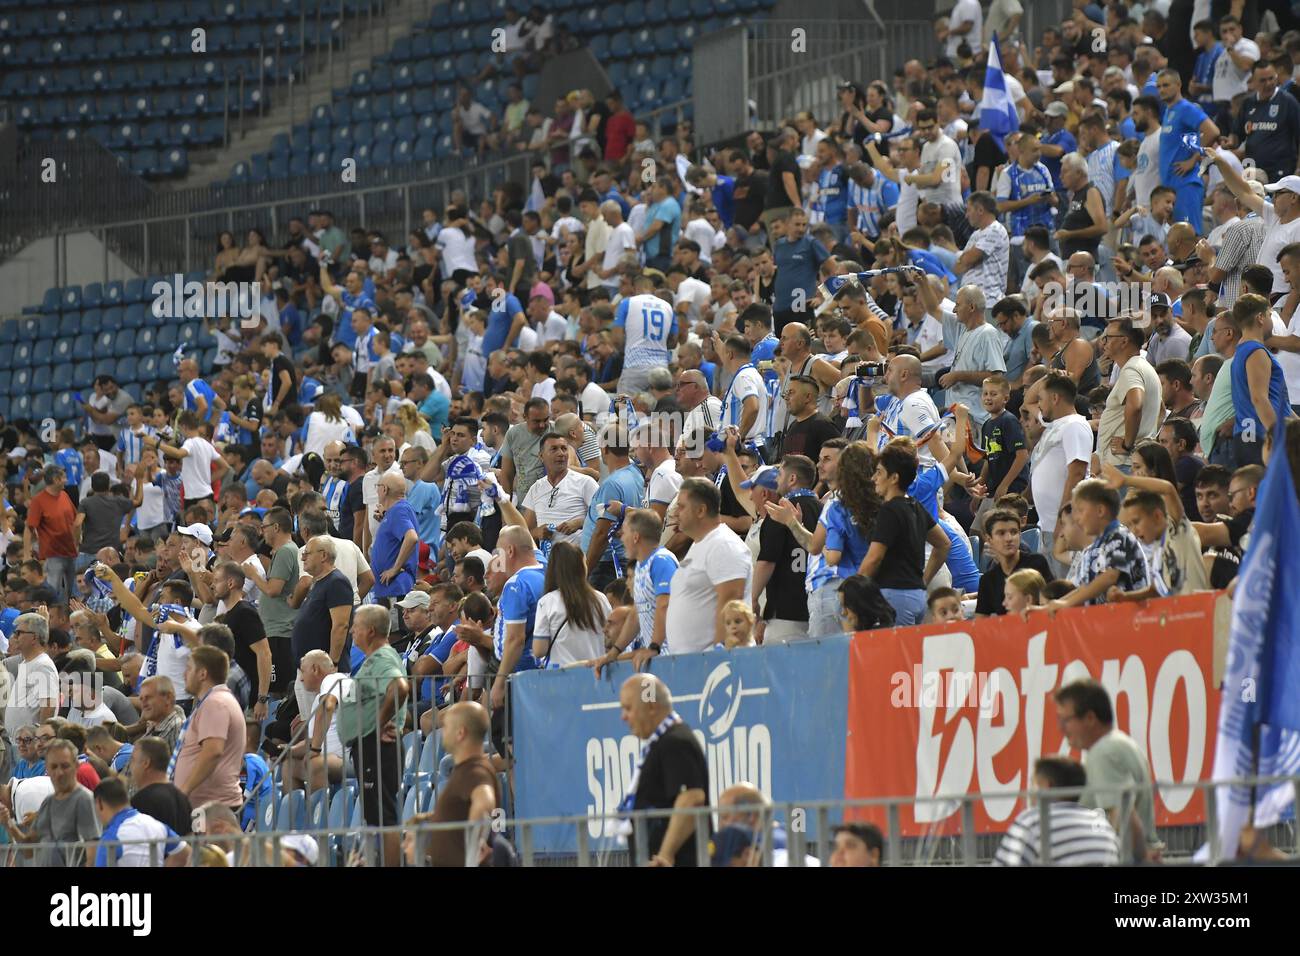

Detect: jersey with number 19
[614, 293, 678, 369]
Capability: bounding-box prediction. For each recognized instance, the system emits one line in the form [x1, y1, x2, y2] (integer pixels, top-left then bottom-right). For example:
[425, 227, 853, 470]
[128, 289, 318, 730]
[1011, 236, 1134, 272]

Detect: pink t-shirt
[173, 684, 246, 809]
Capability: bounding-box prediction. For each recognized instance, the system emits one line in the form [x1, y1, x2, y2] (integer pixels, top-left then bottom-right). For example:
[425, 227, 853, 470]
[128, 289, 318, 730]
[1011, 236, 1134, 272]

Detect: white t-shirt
[436, 226, 478, 277]
[877, 390, 941, 464]
[664, 524, 753, 655]
[646, 457, 682, 508]
[919, 134, 963, 206]
[551, 216, 583, 243]
[722, 365, 768, 443]
[530, 378, 557, 403]
[363, 462, 403, 537]
[540, 311, 568, 343]
[304, 413, 354, 457]
[325, 535, 372, 604]
[1274, 309, 1300, 402]
[1031, 413, 1093, 534]
[1212, 37, 1260, 102]
[68, 700, 115, 727]
[5, 652, 59, 731]
[1257, 200, 1300, 295]
[179, 436, 219, 499]
[580, 380, 611, 424]
[517, 325, 540, 351]
[1129, 132, 1161, 210]
[602, 222, 637, 286]
[533, 589, 612, 668]
[684, 219, 717, 263]
[947, 0, 984, 56]
[521, 469, 598, 543]
[11, 775, 54, 819]
[675, 277, 713, 326]
[896, 177, 921, 234]
[136, 477, 167, 529]
[309, 671, 350, 759]
[156, 632, 193, 701]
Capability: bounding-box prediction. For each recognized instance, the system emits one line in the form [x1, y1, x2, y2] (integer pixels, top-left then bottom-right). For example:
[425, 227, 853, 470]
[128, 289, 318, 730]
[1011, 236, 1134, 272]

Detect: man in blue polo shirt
[773, 207, 829, 333]
[370, 473, 420, 602]
[479, 274, 527, 356]
[1157, 68, 1220, 234]
[1234, 58, 1300, 184]
[687, 165, 736, 229]
[582, 435, 646, 590]
[93, 777, 186, 867]
[487, 525, 547, 710]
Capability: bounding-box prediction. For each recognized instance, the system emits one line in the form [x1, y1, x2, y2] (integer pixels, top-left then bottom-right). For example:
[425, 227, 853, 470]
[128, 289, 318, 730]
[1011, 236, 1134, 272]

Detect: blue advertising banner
[511, 637, 851, 853]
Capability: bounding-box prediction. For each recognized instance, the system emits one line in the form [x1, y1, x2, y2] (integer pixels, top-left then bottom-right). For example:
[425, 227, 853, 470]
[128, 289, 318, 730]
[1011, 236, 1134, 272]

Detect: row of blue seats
[570, 0, 770, 32]
[47, 120, 223, 150]
[0, 23, 326, 66]
[0, 0, 339, 35]
[112, 147, 190, 178]
[0, 362, 214, 421]
[2, 59, 252, 96]
[11, 89, 263, 126]
[0, 325, 212, 371]
[27, 275, 207, 314]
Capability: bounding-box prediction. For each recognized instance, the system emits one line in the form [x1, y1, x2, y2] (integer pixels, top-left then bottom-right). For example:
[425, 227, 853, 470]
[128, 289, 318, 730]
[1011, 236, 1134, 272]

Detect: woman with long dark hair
[839, 574, 896, 631]
[1130, 439, 1178, 487]
[767, 440, 880, 638]
[532, 542, 611, 668]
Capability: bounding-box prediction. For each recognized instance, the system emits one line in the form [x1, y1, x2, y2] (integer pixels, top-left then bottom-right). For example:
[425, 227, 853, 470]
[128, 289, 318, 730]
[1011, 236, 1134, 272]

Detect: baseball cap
[740, 465, 780, 491]
[1053, 80, 1075, 94]
[1148, 291, 1172, 309]
[279, 833, 319, 866]
[396, 590, 431, 609]
[1045, 101, 1070, 117]
[1265, 175, 1300, 195]
[709, 825, 756, 866]
[176, 523, 214, 547]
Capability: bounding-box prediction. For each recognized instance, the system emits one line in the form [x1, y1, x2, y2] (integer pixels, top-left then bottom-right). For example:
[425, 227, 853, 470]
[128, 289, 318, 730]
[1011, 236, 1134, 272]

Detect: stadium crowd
[5, 0, 1300, 867]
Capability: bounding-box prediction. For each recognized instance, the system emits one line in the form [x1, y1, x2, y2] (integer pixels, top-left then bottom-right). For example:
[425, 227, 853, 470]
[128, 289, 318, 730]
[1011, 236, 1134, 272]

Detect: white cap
[1265, 175, 1300, 196]
[280, 833, 319, 866]
[176, 523, 214, 547]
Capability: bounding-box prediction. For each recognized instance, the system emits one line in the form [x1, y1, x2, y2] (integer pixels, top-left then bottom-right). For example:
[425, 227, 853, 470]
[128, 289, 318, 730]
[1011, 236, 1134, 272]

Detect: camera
[854, 360, 887, 388]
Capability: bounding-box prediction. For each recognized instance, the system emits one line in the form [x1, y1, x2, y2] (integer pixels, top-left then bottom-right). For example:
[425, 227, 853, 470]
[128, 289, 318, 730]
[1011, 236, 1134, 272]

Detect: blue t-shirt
[95, 808, 180, 867]
[55, 448, 83, 489]
[406, 480, 444, 553]
[481, 293, 525, 355]
[645, 196, 682, 260]
[699, 360, 717, 390]
[822, 498, 872, 578]
[1193, 44, 1224, 108]
[419, 391, 450, 440]
[1231, 340, 1292, 434]
[581, 464, 646, 566]
[0, 606, 18, 639]
[184, 378, 218, 422]
[939, 518, 981, 592]
[493, 565, 547, 671]
[416, 624, 460, 702]
[370, 498, 419, 598]
[774, 235, 829, 312]
[711, 175, 736, 229]
[816, 164, 850, 225]
[633, 547, 677, 651]
[908, 249, 957, 289]
[1041, 128, 1077, 189]
[1160, 98, 1209, 187]
[333, 289, 377, 348]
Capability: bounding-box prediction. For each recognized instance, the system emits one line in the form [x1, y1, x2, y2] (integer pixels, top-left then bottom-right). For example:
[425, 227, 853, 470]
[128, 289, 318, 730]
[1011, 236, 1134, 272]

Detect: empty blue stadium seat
[81, 282, 103, 309]
[10, 395, 30, 420]
[93, 358, 115, 380]
[72, 362, 95, 390]
[137, 354, 161, 382]
[53, 391, 76, 421]
[36, 314, 60, 339]
[0, 372, 11, 395]
[60, 286, 82, 311]
[30, 393, 53, 422]
[156, 326, 179, 352]
[51, 364, 73, 392]
[11, 368, 32, 393]
[123, 279, 146, 304]
[94, 330, 116, 355]
[115, 357, 138, 383]
[32, 340, 53, 365]
[135, 327, 158, 354]
[58, 313, 80, 338]
[71, 334, 95, 362]
[12, 343, 32, 367]
[101, 307, 125, 331]
[113, 330, 136, 358]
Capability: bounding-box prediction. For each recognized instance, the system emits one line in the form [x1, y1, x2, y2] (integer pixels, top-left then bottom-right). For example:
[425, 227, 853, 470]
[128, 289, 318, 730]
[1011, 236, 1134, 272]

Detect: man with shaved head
[419, 701, 499, 866]
[371, 472, 420, 606]
[718, 782, 821, 867]
[677, 369, 722, 450]
[618, 673, 709, 867]
[875, 352, 941, 465]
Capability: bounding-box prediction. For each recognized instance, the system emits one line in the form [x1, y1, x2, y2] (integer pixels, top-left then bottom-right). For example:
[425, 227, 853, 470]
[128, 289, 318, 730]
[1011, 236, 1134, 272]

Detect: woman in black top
[1055, 155, 1107, 260]
[860, 443, 950, 627]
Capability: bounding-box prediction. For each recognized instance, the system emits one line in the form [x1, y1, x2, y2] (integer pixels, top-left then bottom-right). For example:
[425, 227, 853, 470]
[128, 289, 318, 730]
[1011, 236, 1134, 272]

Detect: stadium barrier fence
[6, 775, 1297, 867]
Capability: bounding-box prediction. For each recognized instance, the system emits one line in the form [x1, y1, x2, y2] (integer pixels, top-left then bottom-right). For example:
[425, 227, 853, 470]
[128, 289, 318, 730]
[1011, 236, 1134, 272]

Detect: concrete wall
[0, 234, 139, 315]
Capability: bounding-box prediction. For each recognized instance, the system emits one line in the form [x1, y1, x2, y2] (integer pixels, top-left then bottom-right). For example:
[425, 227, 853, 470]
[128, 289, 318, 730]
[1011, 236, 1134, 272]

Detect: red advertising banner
[845, 593, 1222, 835]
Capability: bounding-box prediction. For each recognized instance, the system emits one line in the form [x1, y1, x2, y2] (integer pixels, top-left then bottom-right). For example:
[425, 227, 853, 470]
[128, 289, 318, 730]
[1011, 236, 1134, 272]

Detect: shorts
[351, 731, 400, 827]
[1173, 182, 1205, 235]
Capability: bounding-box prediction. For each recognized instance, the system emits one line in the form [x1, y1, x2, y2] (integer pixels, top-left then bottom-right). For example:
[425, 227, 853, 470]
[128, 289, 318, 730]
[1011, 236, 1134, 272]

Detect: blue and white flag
[1202, 427, 1300, 860]
[979, 34, 1020, 152]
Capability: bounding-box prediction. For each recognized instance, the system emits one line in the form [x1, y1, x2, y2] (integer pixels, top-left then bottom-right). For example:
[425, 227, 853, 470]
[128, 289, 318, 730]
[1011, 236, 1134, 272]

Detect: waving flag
[979, 34, 1020, 151]
[1202, 426, 1300, 860]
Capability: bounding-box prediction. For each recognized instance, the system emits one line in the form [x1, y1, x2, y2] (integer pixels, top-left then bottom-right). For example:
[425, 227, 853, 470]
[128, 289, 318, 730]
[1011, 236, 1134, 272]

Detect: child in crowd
[926, 587, 964, 624]
[1048, 479, 1151, 610]
[1003, 568, 1046, 615]
[722, 600, 756, 649]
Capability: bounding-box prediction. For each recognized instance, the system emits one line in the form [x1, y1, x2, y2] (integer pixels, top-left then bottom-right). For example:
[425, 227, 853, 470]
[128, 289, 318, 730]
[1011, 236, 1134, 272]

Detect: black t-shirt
[132, 782, 193, 836]
[733, 170, 769, 230]
[719, 473, 749, 521]
[630, 722, 710, 867]
[764, 150, 801, 209]
[589, 100, 611, 152]
[290, 569, 354, 664]
[340, 479, 366, 541]
[218, 599, 268, 695]
[869, 495, 935, 590]
[269, 355, 298, 409]
[968, 132, 1007, 190]
[1174, 454, 1204, 523]
[757, 492, 821, 621]
[240, 397, 264, 437]
[981, 410, 1027, 494]
[974, 549, 1052, 616]
[781, 413, 840, 462]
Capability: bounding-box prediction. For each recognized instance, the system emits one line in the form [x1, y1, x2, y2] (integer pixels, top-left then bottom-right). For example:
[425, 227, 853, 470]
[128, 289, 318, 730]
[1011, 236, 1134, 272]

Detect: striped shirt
[321, 476, 349, 528]
[1085, 141, 1119, 217]
[992, 802, 1121, 866]
[1213, 214, 1267, 309]
[116, 426, 154, 467]
[1003, 162, 1055, 238]
[848, 175, 900, 238]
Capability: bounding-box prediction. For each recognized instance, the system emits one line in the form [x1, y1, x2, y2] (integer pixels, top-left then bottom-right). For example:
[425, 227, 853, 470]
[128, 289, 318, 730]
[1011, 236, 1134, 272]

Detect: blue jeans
[44, 556, 76, 603]
[807, 577, 846, 638]
[880, 588, 927, 628]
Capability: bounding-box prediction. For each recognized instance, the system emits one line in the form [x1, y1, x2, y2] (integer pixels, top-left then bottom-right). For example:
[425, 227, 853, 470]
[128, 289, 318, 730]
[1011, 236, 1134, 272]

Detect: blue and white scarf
[142, 603, 194, 681]
[617, 710, 684, 833]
